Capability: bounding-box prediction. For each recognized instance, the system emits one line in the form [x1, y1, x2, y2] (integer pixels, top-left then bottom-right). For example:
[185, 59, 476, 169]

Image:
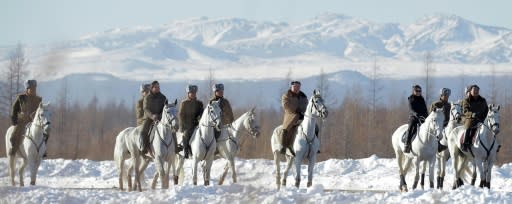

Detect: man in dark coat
[9, 80, 43, 156]
[140, 81, 167, 155]
[404, 85, 428, 153]
[178, 85, 204, 158]
[461, 84, 488, 152]
[430, 88, 451, 152]
[280, 80, 308, 154]
[209, 83, 234, 139]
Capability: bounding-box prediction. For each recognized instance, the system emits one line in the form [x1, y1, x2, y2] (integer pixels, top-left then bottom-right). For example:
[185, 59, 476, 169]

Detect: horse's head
[311, 89, 328, 119]
[486, 104, 501, 135]
[208, 100, 222, 131]
[243, 107, 260, 138]
[427, 107, 445, 138]
[162, 99, 179, 132]
[35, 102, 52, 133]
[450, 101, 462, 123]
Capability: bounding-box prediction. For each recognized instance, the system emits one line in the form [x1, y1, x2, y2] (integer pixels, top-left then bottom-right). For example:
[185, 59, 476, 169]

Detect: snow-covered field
[1, 155, 511, 203]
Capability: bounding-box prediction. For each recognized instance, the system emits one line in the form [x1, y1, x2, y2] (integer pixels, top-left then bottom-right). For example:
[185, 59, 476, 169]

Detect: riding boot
[43, 133, 49, 158]
[280, 129, 288, 154]
[497, 145, 502, 153]
[315, 124, 320, 154]
[404, 129, 412, 153]
[462, 129, 472, 152]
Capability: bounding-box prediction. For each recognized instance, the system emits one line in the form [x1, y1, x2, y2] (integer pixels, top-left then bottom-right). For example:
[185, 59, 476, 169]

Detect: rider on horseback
[461, 84, 488, 152]
[9, 80, 44, 156]
[430, 88, 451, 152]
[179, 85, 204, 159]
[209, 83, 234, 139]
[140, 81, 167, 156]
[280, 80, 308, 155]
[136, 83, 151, 126]
[404, 85, 428, 153]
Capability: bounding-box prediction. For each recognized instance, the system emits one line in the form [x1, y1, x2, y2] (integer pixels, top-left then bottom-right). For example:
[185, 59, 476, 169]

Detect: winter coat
[408, 94, 428, 121]
[11, 93, 42, 124]
[136, 98, 144, 126]
[462, 95, 488, 128]
[209, 96, 234, 125]
[179, 98, 204, 131]
[430, 99, 450, 127]
[143, 92, 167, 121]
[281, 90, 308, 131]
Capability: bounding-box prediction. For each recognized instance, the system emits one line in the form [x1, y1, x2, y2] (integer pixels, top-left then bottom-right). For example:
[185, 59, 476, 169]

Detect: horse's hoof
[295, 180, 300, 188]
[173, 176, 179, 185]
[204, 181, 210, 186]
[193, 182, 197, 186]
[400, 186, 408, 192]
[307, 181, 312, 187]
[282, 179, 286, 186]
[30, 181, 35, 185]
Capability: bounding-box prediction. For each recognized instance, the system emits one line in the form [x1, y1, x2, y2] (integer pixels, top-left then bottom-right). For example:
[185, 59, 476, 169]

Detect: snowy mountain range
[39, 13, 512, 65]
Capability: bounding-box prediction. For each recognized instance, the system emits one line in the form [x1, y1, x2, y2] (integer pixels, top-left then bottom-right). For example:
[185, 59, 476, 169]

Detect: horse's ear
[165, 99, 169, 105]
[174, 99, 177, 105]
[250, 106, 256, 113]
[497, 104, 501, 111]
[39, 102, 43, 108]
[313, 89, 320, 96]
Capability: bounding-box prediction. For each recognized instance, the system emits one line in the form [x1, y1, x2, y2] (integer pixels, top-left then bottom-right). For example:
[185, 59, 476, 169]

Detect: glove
[471, 113, 476, 118]
[151, 114, 160, 121]
[298, 112, 304, 120]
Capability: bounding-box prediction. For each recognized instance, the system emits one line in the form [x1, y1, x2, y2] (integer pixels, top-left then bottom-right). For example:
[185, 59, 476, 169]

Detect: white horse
[271, 90, 328, 189]
[189, 101, 222, 186]
[447, 104, 500, 189]
[216, 107, 260, 185]
[391, 108, 445, 192]
[436, 101, 462, 189]
[148, 100, 179, 189]
[113, 101, 177, 191]
[5, 102, 51, 186]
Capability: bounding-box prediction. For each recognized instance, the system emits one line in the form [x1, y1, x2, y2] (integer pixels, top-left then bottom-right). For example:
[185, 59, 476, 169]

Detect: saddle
[401, 124, 420, 144]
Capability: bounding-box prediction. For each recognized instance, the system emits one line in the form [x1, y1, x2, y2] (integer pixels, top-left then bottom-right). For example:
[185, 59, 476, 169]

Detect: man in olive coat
[9, 80, 43, 156]
[404, 85, 428, 153]
[461, 84, 488, 152]
[136, 83, 150, 126]
[209, 83, 234, 139]
[280, 80, 308, 154]
[178, 85, 204, 158]
[139, 81, 167, 155]
[430, 88, 451, 152]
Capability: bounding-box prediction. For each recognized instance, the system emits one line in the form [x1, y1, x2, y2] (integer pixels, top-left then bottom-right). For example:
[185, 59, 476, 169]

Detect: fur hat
[140, 84, 150, 93]
[186, 85, 198, 93]
[25, 80, 37, 89]
[290, 80, 301, 86]
[440, 88, 451, 96]
[412, 84, 422, 90]
[151, 81, 159, 88]
[212, 83, 224, 92]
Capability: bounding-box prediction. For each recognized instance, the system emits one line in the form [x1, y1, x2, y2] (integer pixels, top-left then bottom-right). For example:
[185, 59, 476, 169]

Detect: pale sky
[1, 0, 510, 46]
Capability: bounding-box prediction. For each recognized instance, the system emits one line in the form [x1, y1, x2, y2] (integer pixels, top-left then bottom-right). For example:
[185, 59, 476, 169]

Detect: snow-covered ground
[1, 155, 511, 203]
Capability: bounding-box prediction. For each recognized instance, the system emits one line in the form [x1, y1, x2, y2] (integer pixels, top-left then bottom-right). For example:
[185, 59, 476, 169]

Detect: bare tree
[0, 43, 29, 115]
[201, 67, 215, 102]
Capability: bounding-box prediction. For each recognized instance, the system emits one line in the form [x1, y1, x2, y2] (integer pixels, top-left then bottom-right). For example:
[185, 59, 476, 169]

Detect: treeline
[1, 92, 511, 164]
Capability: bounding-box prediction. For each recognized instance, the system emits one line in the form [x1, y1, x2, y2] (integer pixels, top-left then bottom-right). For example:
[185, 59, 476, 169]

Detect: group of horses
[392, 101, 501, 191]
[8, 90, 498, 192]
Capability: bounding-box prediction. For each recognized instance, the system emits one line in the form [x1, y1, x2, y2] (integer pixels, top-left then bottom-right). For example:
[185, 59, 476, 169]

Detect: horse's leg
[273, 152, 281, 189]
[412, 158, 420, 190]
[485, 159, 494, 188]
[19, 156, 27, 187]
[127, 162, 134, 191]
[283, 154, 294, 187]
[192, 158, 198, 186]
[29, 157, 41, 185]
[307, 152, 317, 188]
[294, 150, 305, 188]
[204, 154, 214, 186]
[219, 161, 229, 185]
[8, 155, 16, 186]
[396, 151, 407, 192]
[154, 156, 165, 189]
[151, 171, 159, 190]
[165, 156, 173, 188]
[419, 160, 426, 190]
[133, 156, 142, 192]
[428, 158, 436, 188]
[475, 158, 485, 188]
[470, 162, 476, 185]
[175, 156, 184, 185]
[230, 156, 237, 183]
